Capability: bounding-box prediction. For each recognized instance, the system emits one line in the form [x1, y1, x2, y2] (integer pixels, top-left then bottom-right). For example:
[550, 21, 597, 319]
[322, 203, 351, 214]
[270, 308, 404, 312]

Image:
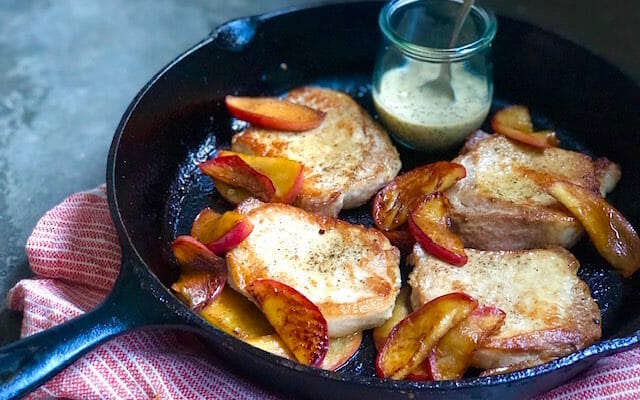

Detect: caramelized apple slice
[191, 208, 222, 243]
[199, 155, 276, 202]
[372, 162, 466, 231]
[492, 105, 533, 132]
[408, 193, 467, 266]
[479, 359, 543, 377]
[214, 180, 253, 205]
[190, 209, 253, 255]
[226, 95, 325, 132]
[321, 332, 362, 371]
[492, 105, 558, 148]
[205, 211, 253, 255]
[406, 361, 433, 381]
[246, 331, 362, 371]
[382, 229, 415, 255]
[245, 334, 296, 360]
[373, 287, 411, 351]
[218, 150, 304, 203]
[171, 271, 224, 311]
[428, 306, 506, 380]
[493, 125, 558, 148]
[548, 181, 640, 277]
[170, 235, 226, 310]
[199, 286, 273, 339]
[376, 293, 478, 379]
[171, 235, 226, 272]
[247, 279, 329, 367]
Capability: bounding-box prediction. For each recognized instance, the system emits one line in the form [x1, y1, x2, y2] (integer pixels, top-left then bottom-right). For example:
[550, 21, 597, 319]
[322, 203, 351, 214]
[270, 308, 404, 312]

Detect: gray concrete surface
[0, 0, 638, 363]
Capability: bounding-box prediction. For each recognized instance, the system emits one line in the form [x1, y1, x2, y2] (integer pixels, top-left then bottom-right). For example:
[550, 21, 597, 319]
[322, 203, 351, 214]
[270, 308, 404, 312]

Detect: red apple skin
[199, 155, 275, 202]
[206, 217, 253, 255]
[408, 213, 467, 266]
[225, 95, 325, 132]
[247, 279, 329, 367]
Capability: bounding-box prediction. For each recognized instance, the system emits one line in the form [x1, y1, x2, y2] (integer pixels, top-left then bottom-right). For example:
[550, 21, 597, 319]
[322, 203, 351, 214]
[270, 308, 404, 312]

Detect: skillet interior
[111, 1, 640, 398]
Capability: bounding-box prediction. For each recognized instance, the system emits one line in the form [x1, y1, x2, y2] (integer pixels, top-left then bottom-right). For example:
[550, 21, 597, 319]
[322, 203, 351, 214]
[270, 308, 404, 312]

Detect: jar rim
[379, 0, 497, 62]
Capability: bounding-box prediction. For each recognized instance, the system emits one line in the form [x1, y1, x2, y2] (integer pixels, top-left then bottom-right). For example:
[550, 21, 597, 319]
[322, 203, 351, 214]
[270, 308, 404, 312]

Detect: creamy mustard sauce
[373, 62, 490, 151]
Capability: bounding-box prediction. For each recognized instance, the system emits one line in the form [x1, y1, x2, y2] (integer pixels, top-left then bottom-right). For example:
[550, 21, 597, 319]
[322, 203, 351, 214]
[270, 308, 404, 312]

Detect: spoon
[420, 0, 475, 100]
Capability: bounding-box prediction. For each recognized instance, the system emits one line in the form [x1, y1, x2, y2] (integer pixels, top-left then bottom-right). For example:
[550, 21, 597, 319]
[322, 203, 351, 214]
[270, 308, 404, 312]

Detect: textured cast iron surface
[108, 2, 640, 399]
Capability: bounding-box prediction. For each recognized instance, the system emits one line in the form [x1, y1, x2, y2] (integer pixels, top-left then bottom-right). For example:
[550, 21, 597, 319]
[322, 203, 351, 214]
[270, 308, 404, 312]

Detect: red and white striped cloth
[7, 186, 640, 399]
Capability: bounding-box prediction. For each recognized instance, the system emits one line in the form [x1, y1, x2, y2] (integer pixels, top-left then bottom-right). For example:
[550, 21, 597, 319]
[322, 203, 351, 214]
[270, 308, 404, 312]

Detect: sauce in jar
[372, 0, 497, 152]
[373, 62, 490, 151]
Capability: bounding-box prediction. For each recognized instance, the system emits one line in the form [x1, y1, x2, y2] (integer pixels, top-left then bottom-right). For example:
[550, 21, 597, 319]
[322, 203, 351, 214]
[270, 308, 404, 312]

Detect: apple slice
[376, 293, 478, 380]
[170, 235, 226, 310]
[321, 331, 362, 371]
[408, 193, 467, 266]
[548, 180, 640, 277]
[373, 287, 411, 351]
[382, 228, 415, 255]
[247, 279, 329, 367]
[214, 181, 252, 205]
[492, 105, 533, 132]
[225, 95, 325, 132]
[491, 105, 558, 148]
[171, 235, 226, 272]
[406, 361, 433, 381]
[372, 162, 466, 231]
[199, 286, 274, 339]
[217, 150, 304, 203]
[171, 271, 225, 311]
[190, 208, 253, 255]
[191, 208, 222, 243]
[428, 306, 506, 380]
[246, 331, 362, 371]
[205, 211, 253, 255]
[479, 359, 542, 377]
[200, 154, 275, 202]
[245, 334, 296, 360]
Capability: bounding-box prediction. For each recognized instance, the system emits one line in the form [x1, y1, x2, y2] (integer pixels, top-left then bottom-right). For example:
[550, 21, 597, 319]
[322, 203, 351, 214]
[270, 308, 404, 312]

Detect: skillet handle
[0, 256, 185, 399]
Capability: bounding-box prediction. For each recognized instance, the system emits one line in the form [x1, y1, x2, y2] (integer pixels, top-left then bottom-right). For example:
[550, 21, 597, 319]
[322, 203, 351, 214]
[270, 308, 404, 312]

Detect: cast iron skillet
[1, 2, 640, 399]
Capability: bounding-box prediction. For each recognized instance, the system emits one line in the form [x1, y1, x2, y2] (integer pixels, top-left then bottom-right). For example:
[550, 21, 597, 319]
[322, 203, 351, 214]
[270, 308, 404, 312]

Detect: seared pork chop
[447, 132, 620, 250]
[226, 199, 401, 337]
[232, 87, 402, 217]
[408, 245, 601, 371]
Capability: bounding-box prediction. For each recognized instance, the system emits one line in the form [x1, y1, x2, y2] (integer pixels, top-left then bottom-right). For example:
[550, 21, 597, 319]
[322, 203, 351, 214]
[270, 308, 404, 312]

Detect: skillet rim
[106, 0, 640, 394]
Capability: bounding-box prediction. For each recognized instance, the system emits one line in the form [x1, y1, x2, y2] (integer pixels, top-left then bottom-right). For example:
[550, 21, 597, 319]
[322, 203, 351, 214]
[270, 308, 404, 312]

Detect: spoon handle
[449, 0, 475, 48]
[439, 0, 475, 81]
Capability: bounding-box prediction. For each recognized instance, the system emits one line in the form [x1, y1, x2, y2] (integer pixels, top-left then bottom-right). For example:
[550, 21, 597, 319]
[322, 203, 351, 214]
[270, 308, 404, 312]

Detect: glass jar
[372, 0, 497, 152]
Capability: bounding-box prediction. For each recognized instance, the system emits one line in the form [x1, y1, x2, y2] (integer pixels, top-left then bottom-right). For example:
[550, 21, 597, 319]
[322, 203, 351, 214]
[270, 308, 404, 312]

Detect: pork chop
[232, 87, 402, 217]
[446, 132, 621, 250]
[408, 244, 601, 371]
[226, 199, 401, 337]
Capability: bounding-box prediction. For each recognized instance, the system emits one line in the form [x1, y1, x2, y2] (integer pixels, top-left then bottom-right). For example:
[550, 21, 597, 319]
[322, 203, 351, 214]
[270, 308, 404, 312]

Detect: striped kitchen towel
[6, 186, 640, 399]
